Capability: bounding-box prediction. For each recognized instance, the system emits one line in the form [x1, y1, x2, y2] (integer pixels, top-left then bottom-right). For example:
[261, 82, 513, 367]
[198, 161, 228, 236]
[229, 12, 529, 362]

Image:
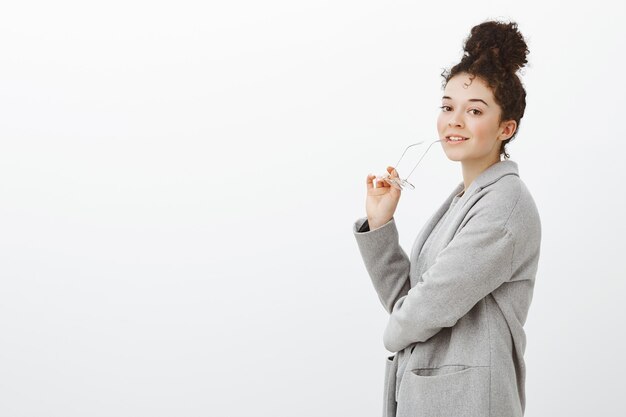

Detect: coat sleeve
[353, 216, 411, 314]
[382, 213, 515, 352]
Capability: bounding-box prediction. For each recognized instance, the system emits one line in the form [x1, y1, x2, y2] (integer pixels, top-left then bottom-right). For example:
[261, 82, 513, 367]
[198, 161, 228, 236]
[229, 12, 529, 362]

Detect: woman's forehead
[444, 73, 493, 99]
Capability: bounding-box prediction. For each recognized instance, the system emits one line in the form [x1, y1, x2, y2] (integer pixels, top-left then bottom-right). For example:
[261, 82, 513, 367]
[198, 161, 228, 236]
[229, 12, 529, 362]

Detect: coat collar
[411, 160, 520, 264]
[457, 159, 519, 197]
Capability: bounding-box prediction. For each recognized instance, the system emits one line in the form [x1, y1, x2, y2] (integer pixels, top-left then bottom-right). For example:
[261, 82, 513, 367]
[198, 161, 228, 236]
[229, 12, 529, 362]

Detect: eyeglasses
[376, 139, 444, 190]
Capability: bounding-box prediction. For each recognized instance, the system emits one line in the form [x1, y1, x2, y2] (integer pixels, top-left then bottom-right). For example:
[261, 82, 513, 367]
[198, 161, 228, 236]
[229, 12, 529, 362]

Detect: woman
[353, 20, 541, 417]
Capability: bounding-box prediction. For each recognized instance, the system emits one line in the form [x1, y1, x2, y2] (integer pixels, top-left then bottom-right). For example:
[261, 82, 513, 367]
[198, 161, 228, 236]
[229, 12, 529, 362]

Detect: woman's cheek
[436, 115, 446, 135]
[468, 121, 487, 140]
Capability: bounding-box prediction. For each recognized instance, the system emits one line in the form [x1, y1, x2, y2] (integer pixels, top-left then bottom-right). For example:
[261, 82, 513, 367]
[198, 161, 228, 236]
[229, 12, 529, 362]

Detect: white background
[1, 1, 625, 416]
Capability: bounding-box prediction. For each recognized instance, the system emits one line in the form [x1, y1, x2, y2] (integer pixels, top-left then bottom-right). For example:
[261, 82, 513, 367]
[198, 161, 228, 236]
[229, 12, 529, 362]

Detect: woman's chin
[442, 151, 464, 162]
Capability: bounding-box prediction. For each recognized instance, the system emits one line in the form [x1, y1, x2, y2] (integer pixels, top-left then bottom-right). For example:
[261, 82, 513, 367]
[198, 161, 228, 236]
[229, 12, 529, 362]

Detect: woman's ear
[498, 120, 517, 141]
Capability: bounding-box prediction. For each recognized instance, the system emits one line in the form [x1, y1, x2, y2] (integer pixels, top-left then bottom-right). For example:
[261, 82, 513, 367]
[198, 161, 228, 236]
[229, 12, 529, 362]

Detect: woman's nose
[448, 117, 463, 127]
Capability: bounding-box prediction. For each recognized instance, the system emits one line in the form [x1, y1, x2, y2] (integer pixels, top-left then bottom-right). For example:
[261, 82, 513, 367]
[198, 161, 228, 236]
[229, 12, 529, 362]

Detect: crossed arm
[354, 213, 515, 352]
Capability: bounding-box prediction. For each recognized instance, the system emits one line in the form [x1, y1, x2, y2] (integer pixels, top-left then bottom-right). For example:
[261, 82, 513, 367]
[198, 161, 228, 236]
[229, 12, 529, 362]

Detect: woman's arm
[353, 216, 412, 314]
[382, 213, 516, 352]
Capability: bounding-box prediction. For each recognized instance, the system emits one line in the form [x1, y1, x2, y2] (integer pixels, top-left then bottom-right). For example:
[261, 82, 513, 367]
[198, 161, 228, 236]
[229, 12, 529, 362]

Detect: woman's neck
[460, 156, 502, 193]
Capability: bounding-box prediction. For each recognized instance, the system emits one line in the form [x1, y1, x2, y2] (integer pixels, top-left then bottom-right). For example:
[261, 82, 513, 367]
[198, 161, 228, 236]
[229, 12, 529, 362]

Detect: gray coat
[353, 160, 541, 417]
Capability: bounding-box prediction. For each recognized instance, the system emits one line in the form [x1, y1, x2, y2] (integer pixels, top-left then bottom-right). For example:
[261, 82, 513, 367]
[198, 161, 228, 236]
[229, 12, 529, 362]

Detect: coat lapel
[409, 160, 520, 264]
[410, 182, 465, 263]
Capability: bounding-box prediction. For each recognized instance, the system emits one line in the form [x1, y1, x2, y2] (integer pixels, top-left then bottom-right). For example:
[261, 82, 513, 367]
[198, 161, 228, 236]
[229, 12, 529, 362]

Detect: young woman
[353, 20, 541, 417]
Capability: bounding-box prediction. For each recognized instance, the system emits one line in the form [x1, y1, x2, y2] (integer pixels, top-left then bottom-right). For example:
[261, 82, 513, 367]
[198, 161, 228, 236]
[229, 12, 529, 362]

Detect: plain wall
[1, 1, 624, 416]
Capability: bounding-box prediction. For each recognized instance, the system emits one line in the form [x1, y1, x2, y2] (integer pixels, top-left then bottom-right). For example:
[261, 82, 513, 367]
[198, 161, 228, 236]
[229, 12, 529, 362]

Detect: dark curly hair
[441, 20, 530, 159]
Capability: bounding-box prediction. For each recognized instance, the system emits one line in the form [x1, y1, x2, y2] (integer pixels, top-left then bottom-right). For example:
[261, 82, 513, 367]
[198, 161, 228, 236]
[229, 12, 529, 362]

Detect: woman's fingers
[387, 166, 399, 178]
[367, 171, 396, 190]
[367, 174, 385, 188]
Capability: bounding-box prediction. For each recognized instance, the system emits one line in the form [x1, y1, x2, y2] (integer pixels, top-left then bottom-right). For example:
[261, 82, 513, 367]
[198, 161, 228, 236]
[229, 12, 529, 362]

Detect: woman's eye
[439, 106, 481, 115]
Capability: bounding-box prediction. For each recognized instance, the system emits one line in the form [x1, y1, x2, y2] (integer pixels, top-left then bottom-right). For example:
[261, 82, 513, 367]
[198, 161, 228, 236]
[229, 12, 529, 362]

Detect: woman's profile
[353, 20, 542, 417]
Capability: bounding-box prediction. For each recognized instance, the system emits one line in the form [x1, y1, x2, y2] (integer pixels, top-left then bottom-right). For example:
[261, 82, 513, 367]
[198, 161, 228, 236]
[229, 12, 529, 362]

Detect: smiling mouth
[446, 136, 469, 142]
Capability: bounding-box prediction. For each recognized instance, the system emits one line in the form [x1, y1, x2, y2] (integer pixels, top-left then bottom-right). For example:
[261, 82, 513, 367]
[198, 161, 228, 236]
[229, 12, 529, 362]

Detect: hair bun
[463, 20, 529, 75]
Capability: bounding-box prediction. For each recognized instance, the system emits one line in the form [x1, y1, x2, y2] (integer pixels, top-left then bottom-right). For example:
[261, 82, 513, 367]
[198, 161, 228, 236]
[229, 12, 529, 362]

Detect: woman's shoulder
[472, 174, 541, 240]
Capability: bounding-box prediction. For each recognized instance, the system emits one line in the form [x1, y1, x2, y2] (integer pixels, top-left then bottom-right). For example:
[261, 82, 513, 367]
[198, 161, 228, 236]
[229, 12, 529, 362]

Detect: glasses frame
[379, 139, 443, 190]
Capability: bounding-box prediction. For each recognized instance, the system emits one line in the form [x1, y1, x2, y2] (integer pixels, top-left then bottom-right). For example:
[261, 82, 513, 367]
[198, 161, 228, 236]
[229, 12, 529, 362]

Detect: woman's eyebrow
[441, 96, 489, 107]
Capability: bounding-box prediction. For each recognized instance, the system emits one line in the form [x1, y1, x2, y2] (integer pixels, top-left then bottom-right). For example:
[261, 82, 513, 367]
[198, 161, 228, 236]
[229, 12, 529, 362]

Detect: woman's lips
[446, 136, 469, 143]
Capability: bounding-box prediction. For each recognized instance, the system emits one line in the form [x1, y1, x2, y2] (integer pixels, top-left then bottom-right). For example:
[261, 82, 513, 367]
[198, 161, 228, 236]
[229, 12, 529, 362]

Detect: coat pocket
[383, 355, 398, 417]
[396, 365, 489, 417]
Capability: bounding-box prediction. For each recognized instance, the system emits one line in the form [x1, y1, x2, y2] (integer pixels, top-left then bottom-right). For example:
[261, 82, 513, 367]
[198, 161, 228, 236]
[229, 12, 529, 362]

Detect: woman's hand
[365, 166, 402, 230]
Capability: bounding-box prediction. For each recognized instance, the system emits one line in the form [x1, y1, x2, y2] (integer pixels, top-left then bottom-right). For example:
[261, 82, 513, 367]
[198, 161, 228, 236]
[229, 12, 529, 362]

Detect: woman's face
[437, 72, 515, 165]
